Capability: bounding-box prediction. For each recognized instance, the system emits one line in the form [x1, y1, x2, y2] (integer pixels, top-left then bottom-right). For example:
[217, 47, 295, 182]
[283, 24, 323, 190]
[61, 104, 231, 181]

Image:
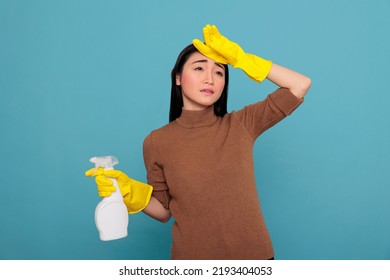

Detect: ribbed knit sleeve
[143, 133, 171, 209]
[234, 87, 303, 140]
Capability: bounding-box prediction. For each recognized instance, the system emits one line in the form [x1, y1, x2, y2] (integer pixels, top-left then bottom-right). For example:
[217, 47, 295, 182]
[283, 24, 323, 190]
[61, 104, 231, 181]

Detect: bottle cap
[89, 156, 119, 169]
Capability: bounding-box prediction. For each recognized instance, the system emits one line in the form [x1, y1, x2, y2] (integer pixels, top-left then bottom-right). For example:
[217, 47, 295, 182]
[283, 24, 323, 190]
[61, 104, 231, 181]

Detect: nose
[203, 70, 214, 85]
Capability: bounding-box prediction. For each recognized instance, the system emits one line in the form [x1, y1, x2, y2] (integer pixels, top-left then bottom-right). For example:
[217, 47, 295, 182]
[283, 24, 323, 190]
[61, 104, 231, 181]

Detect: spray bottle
[89, 156, 128, 241]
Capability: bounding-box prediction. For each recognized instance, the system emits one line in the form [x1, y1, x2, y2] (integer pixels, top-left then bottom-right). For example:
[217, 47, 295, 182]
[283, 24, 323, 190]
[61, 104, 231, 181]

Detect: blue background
[1, 0, 389, 260]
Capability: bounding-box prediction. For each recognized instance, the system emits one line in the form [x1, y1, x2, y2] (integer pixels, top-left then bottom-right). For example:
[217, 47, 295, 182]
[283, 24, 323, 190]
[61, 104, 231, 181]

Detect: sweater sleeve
[143, 133, 171, 209]
[235, 87, 303, 140]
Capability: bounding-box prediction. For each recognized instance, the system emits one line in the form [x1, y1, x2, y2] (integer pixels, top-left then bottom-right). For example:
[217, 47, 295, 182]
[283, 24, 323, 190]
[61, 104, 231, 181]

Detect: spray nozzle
[89, 156, 119, 170]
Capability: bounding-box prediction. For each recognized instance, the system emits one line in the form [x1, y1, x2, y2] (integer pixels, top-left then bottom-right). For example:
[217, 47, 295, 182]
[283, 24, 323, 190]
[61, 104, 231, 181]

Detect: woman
[86, 25, 311, 260]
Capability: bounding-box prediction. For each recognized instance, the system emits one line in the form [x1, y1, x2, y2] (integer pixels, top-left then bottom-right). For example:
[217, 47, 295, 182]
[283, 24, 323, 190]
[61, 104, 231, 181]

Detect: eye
[194, 66, 203, 71]
[214, 70, 224, 77]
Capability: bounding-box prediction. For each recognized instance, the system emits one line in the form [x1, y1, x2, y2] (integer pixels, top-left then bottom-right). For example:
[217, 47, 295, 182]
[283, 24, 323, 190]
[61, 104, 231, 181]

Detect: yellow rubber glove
[85, 168, 153, 214]
[193, 24, 272, 83]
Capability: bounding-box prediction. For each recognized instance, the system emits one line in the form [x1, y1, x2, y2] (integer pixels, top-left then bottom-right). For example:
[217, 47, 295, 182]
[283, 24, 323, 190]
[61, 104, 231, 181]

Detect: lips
[200, 88, 214, 95]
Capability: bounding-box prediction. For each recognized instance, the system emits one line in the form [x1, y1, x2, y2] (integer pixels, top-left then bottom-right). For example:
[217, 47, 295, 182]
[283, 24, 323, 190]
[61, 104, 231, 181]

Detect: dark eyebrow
[192, 59, 225, 70]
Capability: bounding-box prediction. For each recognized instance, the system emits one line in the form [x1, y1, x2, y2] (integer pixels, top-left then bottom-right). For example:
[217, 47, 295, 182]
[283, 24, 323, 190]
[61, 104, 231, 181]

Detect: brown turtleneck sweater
[143, 88, 303, 260]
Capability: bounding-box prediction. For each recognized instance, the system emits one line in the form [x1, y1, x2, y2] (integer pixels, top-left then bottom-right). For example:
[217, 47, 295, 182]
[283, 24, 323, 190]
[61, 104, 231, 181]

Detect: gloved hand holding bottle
[85, 168, 153, 214]
[192, 24, 272, 83]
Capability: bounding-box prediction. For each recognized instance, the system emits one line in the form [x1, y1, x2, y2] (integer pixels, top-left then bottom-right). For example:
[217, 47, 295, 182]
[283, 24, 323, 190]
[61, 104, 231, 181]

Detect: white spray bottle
[89, 156, 129, 241]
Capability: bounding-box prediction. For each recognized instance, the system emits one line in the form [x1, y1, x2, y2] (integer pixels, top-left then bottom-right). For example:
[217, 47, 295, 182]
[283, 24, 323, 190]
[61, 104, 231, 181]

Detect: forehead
[186, 52, 225, 70]
[187, 52, 218, 64]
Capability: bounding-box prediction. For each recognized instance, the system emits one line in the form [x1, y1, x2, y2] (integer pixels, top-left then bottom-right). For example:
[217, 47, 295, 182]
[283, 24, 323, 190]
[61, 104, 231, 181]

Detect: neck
[175, 106, 218, 128]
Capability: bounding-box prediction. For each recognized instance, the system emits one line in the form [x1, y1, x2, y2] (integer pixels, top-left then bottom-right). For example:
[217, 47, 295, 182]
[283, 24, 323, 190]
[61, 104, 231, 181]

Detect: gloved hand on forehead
[193, 24, 272, 83]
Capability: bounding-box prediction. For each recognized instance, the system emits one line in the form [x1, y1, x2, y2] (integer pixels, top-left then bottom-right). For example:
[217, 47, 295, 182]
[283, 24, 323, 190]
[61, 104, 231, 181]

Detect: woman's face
[176, 52, 226, 111]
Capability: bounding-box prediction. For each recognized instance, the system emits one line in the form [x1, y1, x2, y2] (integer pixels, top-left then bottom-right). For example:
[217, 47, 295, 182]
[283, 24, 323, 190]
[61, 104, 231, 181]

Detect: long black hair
[169, 44, 229, 122]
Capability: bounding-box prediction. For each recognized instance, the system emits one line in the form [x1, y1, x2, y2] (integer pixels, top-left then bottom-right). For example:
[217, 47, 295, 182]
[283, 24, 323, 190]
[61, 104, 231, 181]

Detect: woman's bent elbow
[293, 76, 312, 99]
[301, 76, 312, 96]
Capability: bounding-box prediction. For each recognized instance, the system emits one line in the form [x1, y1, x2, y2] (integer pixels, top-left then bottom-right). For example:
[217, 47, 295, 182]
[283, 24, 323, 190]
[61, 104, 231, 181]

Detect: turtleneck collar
[175, 106, 218, 128]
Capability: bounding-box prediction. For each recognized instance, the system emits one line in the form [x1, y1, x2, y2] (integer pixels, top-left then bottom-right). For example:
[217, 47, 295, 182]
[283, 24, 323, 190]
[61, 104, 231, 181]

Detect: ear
[176, 74, 181, 86]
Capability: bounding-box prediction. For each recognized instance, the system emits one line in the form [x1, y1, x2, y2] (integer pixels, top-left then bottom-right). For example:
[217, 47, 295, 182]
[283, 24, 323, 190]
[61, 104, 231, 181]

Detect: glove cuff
[236, 54, 272, 83]
[123, 179, 153, 214]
